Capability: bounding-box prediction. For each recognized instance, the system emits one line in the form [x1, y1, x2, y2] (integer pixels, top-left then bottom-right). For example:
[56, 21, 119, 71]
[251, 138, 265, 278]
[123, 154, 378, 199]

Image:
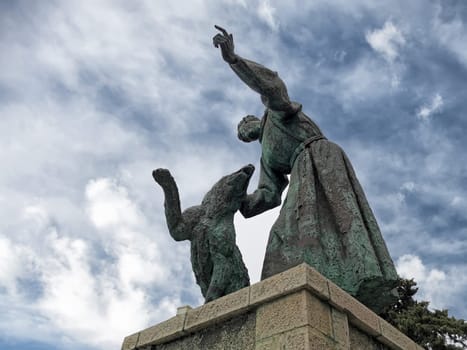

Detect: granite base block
[122, 263, 422, 350]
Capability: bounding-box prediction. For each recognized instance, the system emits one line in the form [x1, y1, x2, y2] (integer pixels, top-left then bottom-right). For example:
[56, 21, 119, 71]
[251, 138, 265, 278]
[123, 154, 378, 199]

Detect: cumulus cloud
[86, 178, 144, 230]
[0, 179, 186, 349]
[396, 254, 467, 313]
[34, 229, 173, 349]
[85, 177, 168, 284]
[0, 237, 34, 295]
[417, 93, 444, 120]
[397, 254, 445, 286]
[366, 21, 406, 62]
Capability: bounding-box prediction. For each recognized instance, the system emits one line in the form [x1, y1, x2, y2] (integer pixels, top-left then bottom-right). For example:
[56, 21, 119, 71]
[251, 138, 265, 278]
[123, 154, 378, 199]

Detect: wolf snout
[241, 164, 255, 176]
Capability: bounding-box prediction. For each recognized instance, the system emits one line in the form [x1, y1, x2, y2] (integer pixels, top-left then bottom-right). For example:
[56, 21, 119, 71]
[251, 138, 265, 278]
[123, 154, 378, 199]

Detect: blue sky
[1, 0, 466, 349]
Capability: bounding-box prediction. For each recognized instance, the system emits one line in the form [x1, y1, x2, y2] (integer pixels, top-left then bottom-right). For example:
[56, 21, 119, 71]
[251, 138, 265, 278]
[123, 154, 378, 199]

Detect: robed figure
[213, 26, 399, 313]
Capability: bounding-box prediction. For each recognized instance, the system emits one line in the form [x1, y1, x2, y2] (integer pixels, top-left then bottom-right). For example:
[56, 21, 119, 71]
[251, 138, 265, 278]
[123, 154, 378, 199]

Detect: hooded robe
[231, 56, 399, 313]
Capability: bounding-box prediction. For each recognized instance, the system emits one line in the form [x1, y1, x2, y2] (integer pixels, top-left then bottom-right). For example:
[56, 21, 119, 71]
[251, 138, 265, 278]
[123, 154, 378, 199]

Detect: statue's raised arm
[213, 25, 299, 115]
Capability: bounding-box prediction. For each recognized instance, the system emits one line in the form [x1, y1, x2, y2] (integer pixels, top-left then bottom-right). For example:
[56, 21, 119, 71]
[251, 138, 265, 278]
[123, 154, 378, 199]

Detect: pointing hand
[213, 25, 237, 64]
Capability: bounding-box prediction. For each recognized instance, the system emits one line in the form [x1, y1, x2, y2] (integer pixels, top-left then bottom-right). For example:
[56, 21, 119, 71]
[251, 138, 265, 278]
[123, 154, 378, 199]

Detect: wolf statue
[153, 165, 254, 302]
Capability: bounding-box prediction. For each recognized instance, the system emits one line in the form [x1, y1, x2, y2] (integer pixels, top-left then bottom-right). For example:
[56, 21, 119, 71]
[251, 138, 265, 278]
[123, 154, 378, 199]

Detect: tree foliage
[381, 278, 467, 349]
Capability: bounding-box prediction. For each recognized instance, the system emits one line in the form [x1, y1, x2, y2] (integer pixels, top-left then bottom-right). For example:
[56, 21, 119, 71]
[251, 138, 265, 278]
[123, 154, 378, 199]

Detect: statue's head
[237, 115, 261, 143]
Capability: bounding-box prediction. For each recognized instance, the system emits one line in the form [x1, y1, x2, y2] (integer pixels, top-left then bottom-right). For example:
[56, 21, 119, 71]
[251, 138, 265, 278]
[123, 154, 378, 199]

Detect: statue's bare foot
[152, 168, 174, 187]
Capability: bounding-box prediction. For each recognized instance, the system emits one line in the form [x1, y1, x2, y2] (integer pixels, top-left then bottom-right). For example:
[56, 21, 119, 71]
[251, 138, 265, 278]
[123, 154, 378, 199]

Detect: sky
[1, 0, 466, 349]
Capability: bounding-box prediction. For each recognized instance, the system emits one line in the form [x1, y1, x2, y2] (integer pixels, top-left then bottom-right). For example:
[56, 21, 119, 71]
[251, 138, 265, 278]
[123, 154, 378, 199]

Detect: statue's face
[238, 118, 261, 143]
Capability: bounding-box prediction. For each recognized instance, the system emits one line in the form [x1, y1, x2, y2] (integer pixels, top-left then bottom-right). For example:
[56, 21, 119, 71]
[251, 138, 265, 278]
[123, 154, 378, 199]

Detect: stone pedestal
[121, 263, 422, 350]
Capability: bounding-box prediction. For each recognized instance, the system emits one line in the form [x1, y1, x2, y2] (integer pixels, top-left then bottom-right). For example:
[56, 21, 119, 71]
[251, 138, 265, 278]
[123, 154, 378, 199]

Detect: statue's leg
[205, 252, 232, 302]
[226, 247, 250, 292]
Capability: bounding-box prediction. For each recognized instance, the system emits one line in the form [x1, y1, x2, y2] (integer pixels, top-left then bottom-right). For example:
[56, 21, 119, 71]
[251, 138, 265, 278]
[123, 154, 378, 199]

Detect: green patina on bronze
[153, 165, 253, 303]
[213, 26, 399, 313]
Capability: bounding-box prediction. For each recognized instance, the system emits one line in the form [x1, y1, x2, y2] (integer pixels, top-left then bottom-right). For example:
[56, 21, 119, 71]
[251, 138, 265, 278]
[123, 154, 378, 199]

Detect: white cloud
[34, 229, 175, 349]
[0, 237, 34, 294]
[333, 56, 395, 108]
[257, 0, 279, 31]
[0, 180, 187, 349]
[86, 178, 143, 230]
[395, 254, 467, 312]
[366, 21, 406, 62]
[85, 177, 168, 287]
[332, 20, 408, 99]
[417, 93, 444, 120]
[397, 254, 442, 283]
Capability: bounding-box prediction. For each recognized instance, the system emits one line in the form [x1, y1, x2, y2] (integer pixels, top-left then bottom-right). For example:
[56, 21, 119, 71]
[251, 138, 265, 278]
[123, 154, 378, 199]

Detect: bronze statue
[213, 26, 398, 313]
[153, 165, 253, 303]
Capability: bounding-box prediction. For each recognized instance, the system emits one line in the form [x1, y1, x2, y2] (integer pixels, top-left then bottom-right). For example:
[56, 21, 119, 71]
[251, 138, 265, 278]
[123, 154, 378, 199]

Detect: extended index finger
[214, 24, 229, 37]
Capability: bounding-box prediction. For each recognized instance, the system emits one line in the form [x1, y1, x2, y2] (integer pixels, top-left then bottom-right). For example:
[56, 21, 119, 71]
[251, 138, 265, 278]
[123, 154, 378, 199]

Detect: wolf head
[202, 164, 255, 216]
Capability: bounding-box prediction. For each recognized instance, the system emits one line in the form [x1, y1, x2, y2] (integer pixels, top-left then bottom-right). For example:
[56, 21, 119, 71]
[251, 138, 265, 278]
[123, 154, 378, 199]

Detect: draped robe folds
[230, 56, 399, 313]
